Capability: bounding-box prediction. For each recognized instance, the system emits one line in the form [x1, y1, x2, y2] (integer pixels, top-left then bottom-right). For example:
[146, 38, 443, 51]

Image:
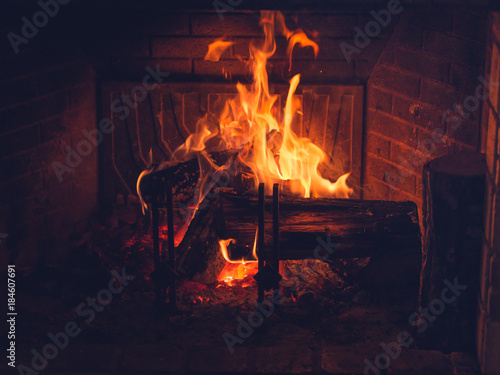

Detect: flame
[137, 11, 353, 287]
[204, 38, 235, 62]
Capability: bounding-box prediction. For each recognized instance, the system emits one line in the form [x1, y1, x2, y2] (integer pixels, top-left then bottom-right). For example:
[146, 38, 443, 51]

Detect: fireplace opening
[2, 2, 499, 374]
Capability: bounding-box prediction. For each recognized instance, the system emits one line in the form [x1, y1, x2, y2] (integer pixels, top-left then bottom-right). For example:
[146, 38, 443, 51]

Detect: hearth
[2, 2, 499, 375]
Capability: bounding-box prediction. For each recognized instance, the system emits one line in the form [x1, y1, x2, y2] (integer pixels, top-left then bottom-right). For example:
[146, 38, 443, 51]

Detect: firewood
[218, 191, 421, 260]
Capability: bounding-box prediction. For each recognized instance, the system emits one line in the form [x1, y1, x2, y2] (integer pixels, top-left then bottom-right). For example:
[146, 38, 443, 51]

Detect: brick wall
[0, 7, 97, 268]
[477, 12, 500, 375]
[364, 10, 488, 218]
[70, 9, 393, 83]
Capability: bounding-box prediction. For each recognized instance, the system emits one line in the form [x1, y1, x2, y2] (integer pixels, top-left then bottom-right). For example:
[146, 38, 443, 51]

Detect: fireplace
[1, 2, 499, 374]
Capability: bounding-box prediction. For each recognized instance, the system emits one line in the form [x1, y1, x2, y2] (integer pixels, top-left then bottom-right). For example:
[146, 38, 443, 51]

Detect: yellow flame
[137, 11, 353, 285]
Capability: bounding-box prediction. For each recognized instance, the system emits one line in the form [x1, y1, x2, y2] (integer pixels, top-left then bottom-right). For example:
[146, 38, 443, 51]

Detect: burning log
[218, 191, 421, 260]
[139, 150, 239, 206]
[175, 194, 227, 284]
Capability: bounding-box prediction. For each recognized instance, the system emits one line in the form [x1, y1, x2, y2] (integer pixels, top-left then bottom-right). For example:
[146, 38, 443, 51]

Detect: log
[139, 150, 239, 206]
[175, 194, 226, 284]
[417, 152, 486, 352]
[217, 190, 421, 260]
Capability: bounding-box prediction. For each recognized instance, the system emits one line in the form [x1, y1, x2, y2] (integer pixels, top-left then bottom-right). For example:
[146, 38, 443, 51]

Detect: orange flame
[204, 38, 235, 62]
[137, 11, 353, 287]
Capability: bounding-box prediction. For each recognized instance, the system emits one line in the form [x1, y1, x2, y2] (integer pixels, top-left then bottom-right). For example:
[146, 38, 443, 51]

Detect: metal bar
[273, 183, 280, 294]
[166, 183, 176, 311]
[257, 183, 265, 303]
[151, 201, 162, 310]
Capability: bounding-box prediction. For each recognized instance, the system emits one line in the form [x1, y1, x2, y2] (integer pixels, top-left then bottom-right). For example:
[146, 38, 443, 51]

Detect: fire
[137, 11, 353, 287]
[204, 38, 235, 62]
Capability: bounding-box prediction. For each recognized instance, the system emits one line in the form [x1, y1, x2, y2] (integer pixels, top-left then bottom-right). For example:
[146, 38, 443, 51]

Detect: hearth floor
[6, 287, 481, 375]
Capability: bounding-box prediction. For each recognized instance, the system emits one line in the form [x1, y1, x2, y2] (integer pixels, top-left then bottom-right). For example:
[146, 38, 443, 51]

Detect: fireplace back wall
[76, 5, 487, 219]
[0, 2, 489, 269]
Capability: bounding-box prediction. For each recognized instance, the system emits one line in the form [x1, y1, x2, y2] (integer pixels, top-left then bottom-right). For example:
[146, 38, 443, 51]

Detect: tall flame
[137, 11, 353, 286]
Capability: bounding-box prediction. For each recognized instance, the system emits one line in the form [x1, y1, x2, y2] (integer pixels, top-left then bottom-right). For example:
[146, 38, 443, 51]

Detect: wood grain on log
[218, 191, 421, 260]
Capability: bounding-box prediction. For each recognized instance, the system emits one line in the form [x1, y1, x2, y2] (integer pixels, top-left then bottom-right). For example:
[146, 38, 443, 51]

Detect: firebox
[1, 2, 499, 375]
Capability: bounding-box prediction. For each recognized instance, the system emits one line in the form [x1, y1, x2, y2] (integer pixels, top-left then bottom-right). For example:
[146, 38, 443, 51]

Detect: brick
[486, 110, 498, 176]
[480, 321, 500, 374]
[0, 171, 43, 204]
[451, 352, 480, 368]
[484, 180, 494, 245]
[388, 185, 421, 205]
[192, 13, 262, 36]
[0, 44, 70, 83]
[188, 346, 246, 373]
[491, 254, 500, 290]
[390, 349, 452, 374]
[152, 37, 218, 59]
[255, 345, 314, 373]
[96, 36, 149, 58]
[446, 115, 481, 147]
[450, 63, 483, 94]
[487, 286, 500, 320]
[366, 131, 390, 159]
[453, 13, 487, 41]
[366, 153, 417, 195]
[193, 58, 247, 77]
[298, 14, 357, 38]
[108, 58, 192, 79]
[367, 87, 392, 113]
[419, 54, 449, 83]
[392, 96, 443, 131]
[88, 11, 189, 37]
[393, 47, 449, 83]
[454, 366, 482, 375]
[425, 10, 453, 33]
[390, 142, 428, 175]
[366, 109, 418, 147]
[0, 75, 39, 110]
[38, 64, 89, 95]
[491, 191, 500, 254]
[420, 79, 462, 110]
[355, 60, 375, 81]
[363, 175, 390, 200]
[68, 83, 96, 110]
[393, 47, 420, 72]
[361, 38, 392, 65]
[322, 345, 380, 374]
[139, 12, 189, 36]
[378, 47, 395, 65]
[481, 243, 492, 305]
[47, 344, 116, 373]
[370, 65, 420, 99]
[1, 91, 72, 132]
[357, 13, 396, 37]
[423, 30, 483, 68]
[489, 43, 500, 114]
[393, 22, 423, 50]
[288, 60, 354, 83]
[120, 344, 183, 372]
[0, 125, 40, 158]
